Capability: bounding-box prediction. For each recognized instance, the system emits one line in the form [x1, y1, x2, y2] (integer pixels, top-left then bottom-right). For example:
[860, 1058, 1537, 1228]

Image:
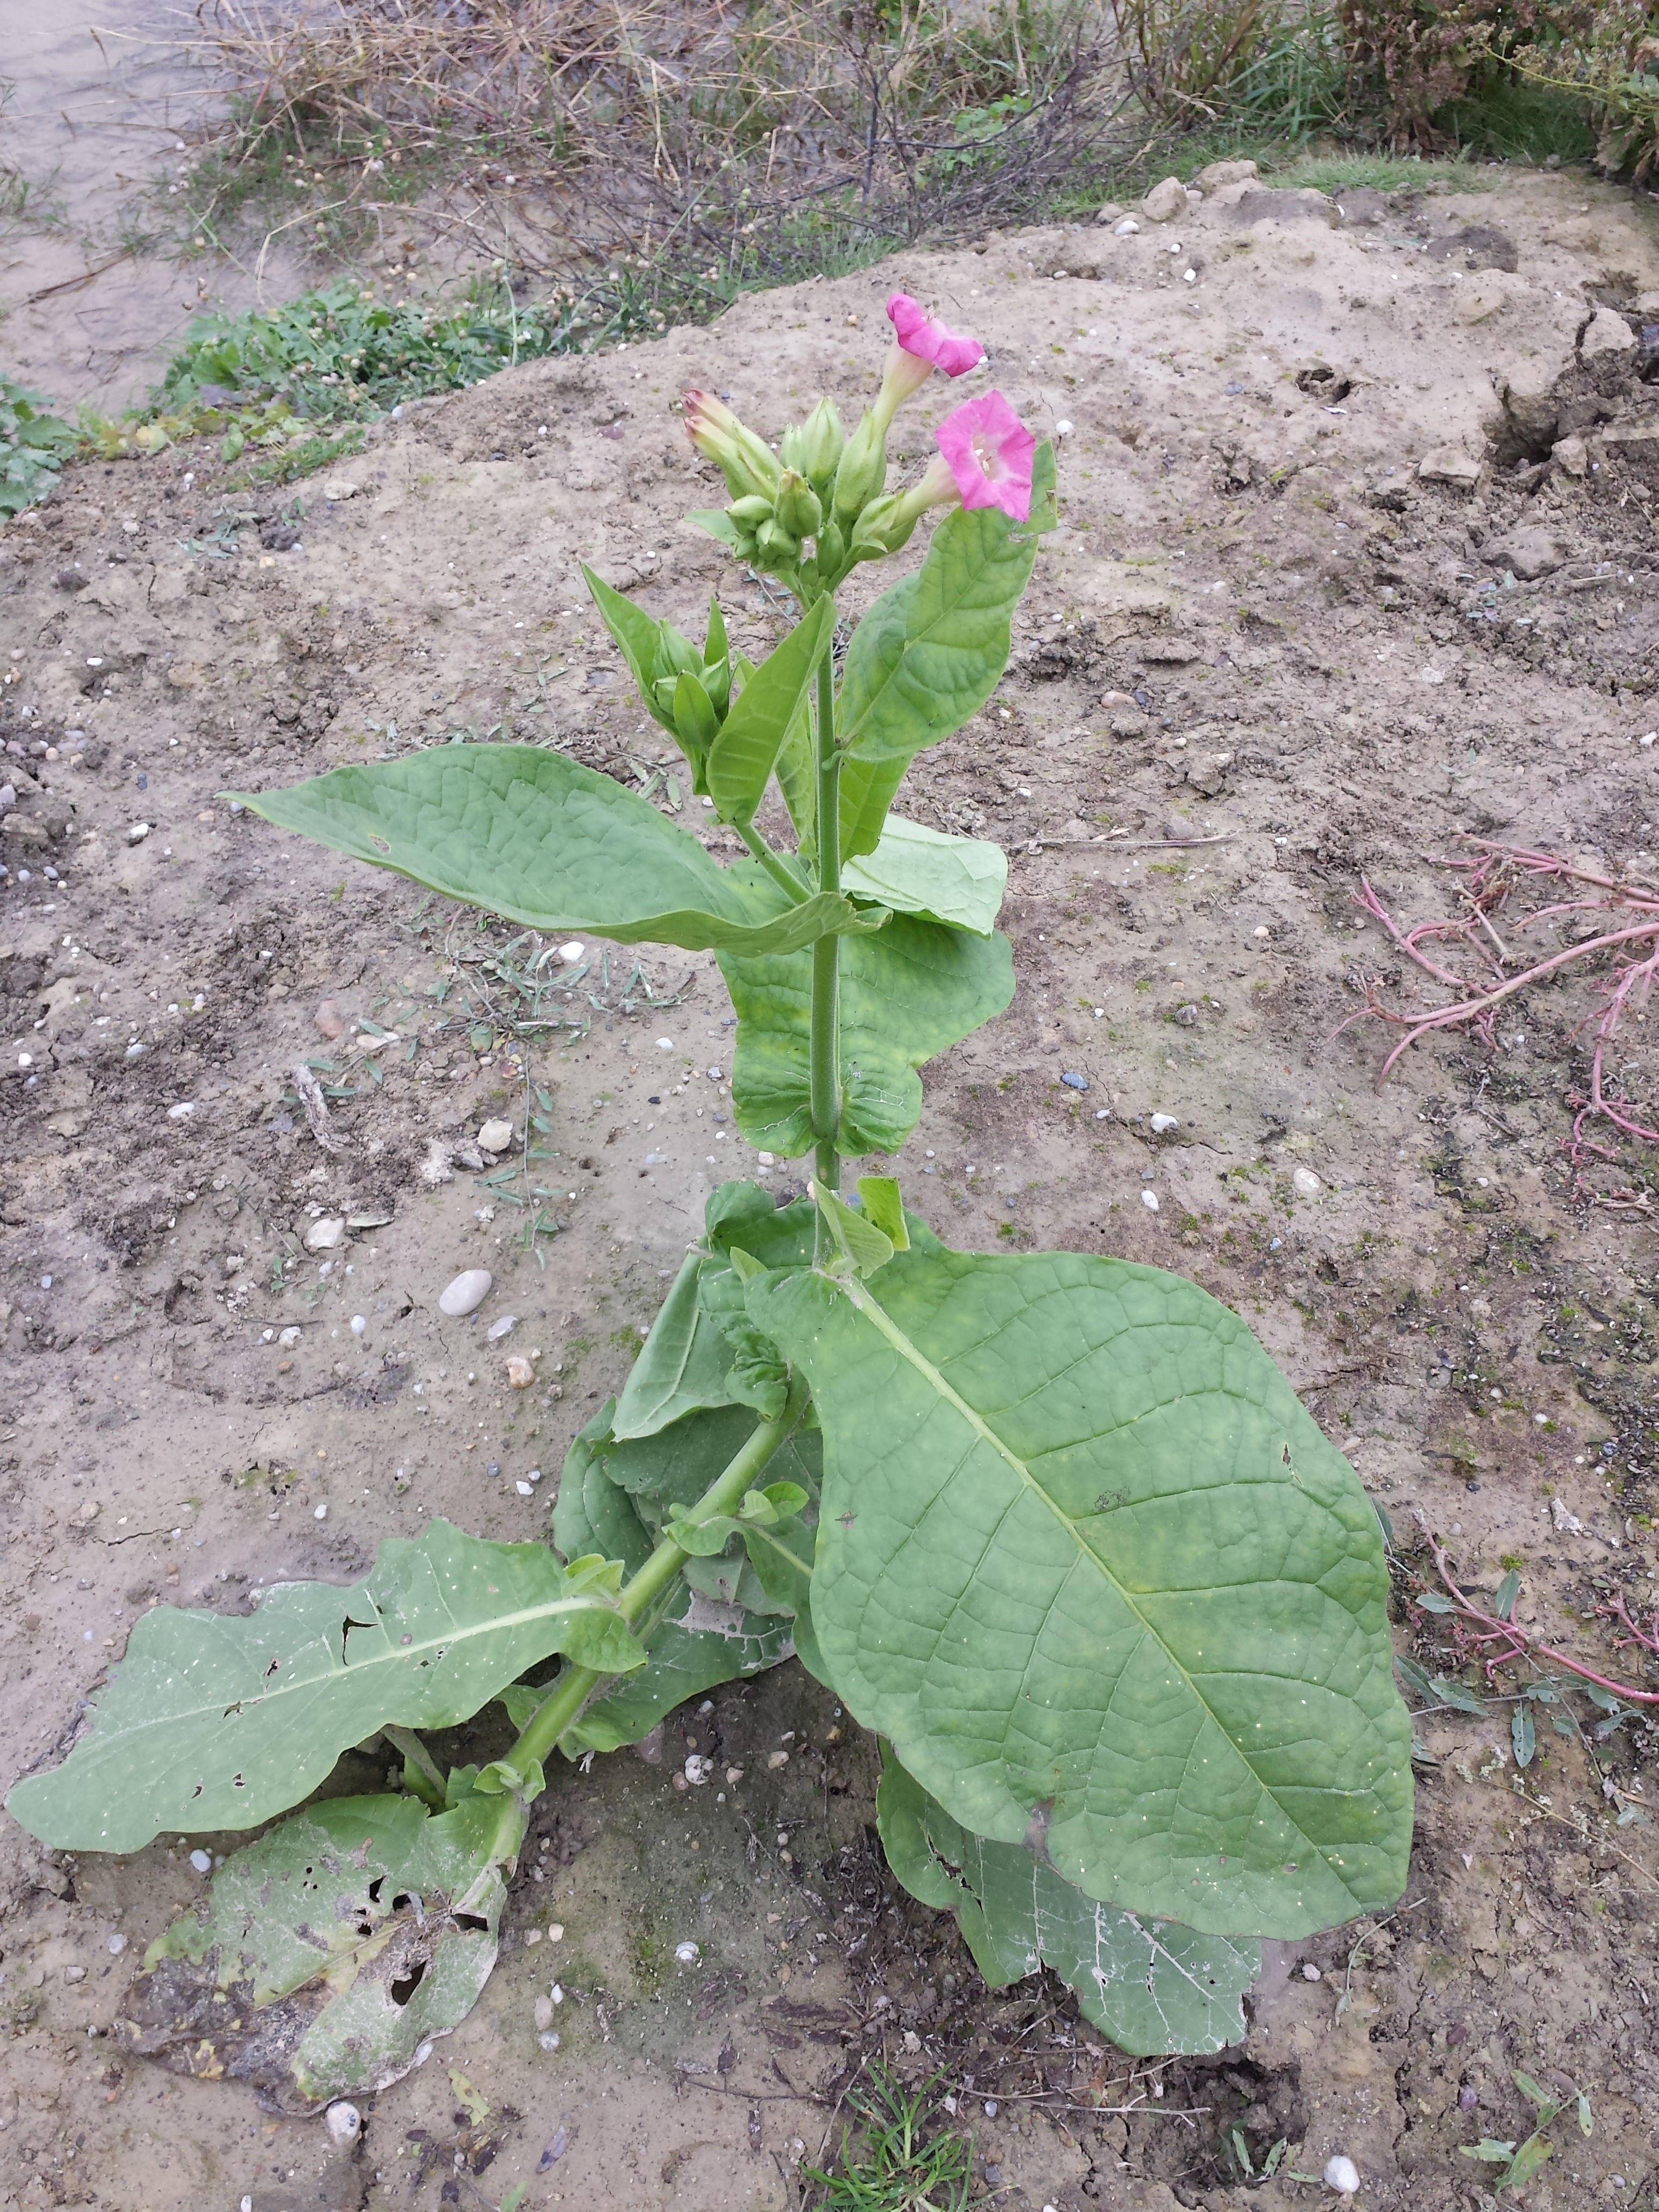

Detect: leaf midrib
[87, 1590, 621, 1755]
[834, 1270, 1355, 1884]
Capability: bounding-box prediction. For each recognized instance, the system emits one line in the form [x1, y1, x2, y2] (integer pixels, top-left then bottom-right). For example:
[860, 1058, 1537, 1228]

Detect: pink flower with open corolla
[933, 391, 1036, 522]
[885, 293, 985, 377]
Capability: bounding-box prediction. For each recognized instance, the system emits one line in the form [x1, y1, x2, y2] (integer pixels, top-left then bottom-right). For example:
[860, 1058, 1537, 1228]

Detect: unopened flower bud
[848, 491, 920, 563]
[727, 493, 774, 527]
[656, 622, 701, 679]
[781, 397, 845, 489]
[683, 388, 781, 502]
[673, 671, 719, 758]
[774, 469, 823, 540]
[831, 409, 888, 523]
[756, 517, 801, 564]
[813, 518, 846, 579]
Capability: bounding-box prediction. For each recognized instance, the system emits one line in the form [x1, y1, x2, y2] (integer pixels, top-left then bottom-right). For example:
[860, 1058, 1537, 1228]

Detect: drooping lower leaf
[838, 443, 1055, 766]
[610, 1253, 742, 1440]
[842, 817, 1008, 936]
[719, 916, 1014, 1157]
[7, 1523, 643, 1852]
[230, 748, 869, 957]
[747, 1245, 1413, 1939]
[117, 1788, 524, 2113]
[876, 1755, 1259, 2056]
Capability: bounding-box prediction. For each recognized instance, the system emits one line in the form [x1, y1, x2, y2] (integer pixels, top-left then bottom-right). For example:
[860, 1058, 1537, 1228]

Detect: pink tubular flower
[886, 293, 985, 378]
[682, 387, 780, 500]
[934, 390, 1036, 522]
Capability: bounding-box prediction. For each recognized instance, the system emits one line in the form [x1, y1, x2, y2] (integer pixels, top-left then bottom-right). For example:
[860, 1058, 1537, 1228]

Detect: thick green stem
[809, 635, 842, 1195]
[505, 1410, 795, 1774]
[737, 822, 808, 905]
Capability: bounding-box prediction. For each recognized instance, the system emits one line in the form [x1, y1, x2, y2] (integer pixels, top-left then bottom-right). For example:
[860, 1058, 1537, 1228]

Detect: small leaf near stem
[506, 1401, 802, 1774]
[810, 633, 843, 1200]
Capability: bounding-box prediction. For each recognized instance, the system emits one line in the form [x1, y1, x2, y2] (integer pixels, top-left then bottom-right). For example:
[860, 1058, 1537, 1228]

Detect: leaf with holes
[877, 1753, 1259, 2055]
[116, 1787, 525, 2113]
[748, 1241, 1413, 1938]
[719, 915, 1014, 1157]
[6, 1523, 644, 1852]
[230, 749, 871, 958]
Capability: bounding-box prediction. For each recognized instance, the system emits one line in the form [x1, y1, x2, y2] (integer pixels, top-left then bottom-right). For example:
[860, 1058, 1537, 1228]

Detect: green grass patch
[802, 2069, 976, 2211]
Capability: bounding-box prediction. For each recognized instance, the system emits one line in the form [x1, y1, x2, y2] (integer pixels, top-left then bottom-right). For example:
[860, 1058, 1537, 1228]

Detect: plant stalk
[505, 1409, 796, 1773]
[737, 821, 808, 903]
[384, 1724, 446, 1810]
[809, 631, 842, 1195]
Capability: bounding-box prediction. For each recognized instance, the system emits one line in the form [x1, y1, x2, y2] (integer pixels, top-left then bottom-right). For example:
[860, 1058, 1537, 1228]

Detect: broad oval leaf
[707, 593, 834, 828]
[748, 1246, 1413, 1939]
[229, 747, 866, 958]
[118, 1788, 523, 2113]
[719, 915, 1014, 1158]
[842, 817, 1008, 936]
[876, 1754, 1260, 2056]
[7, 1522, 643, 1852]
[838, 443, 1054, 766]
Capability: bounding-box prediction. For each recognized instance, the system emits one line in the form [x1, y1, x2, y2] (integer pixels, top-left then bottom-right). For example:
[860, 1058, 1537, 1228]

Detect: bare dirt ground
[2, 162, 1659, 2212]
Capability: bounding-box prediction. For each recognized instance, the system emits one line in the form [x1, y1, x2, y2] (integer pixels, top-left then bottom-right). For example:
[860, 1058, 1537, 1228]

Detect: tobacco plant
[6, 297, 1413, 2113]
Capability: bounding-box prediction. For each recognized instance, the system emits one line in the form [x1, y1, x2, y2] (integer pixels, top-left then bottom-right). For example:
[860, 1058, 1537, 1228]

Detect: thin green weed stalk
[802, 2070, 976, 2212]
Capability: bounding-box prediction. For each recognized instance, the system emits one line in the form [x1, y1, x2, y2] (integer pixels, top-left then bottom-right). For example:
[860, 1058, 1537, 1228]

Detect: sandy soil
[2, 162, 1658, 2211]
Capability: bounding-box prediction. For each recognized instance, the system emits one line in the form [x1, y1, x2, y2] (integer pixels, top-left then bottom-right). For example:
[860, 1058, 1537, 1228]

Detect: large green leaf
[876, 1755, 1258, 2056]
[719, 916, 1014, 1157]
[610, 1254, 742, 1441]
[748, 1246, 1414, 1939]
[117, 1788, 524, 2113]
[230, 749, 868, 957]
[838, 444, 1055, 767]
[842, 817, 1008, 936]
[7, 1523, 643, 1852]
[708, 594, 833, 828]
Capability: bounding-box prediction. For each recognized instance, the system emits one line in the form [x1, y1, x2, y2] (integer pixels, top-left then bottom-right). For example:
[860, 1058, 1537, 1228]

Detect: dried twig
[292, 1059, 346, 1154]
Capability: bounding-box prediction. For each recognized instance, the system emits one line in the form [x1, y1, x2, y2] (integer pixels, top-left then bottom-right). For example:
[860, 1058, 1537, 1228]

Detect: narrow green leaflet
[842, 817, 1008, 936]
[876, 1756, 1259, 2056]
[611, 1253, 741, 1440]
[774, 684, 816, 854]
[581, 562, 678, 736]
[231, 749, 868, 958]
[747, 1247, 1413, 1939]
[707, 593, 833, 828]
[838, 444, 1056, 766]
[719, 915, 1014, 1157]
[117, 1789, 524, 2113]
[7, 1522, 644, 1852]
[838, 752, 909, 863]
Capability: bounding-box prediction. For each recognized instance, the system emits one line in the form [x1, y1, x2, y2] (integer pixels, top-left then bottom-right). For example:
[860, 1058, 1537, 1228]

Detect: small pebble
[304, 1216, 347, 1253]
[325, 2103, 361, 2144]
[1060, 1071, 1088, 1092]
[1458, 2085, 1479, 2111]
[314, 1503, 328, 1520]
[108, 1933, 126, 1954]
[1150, 1112, 1179, 1134]
[477, 1117, 514, 1152]
[279, 1326, 301, 1347]
[558, 940, 584, 962]
[675, 1941, 701, 1964]
[313, 998, 345, 1040]
[167, 1101, 196, 1120]
[1292, 1167, 1322, 1198]
[515, 1480, 535, 1497]
[684, 1754, 714, 1785]
[1114, 217, 1139, 234]
[439, 1268, 492, 1317]
[1140, 1189, 1160, 1212]
[486, 1313, 518, 1341]
[655, 1036, 674, 1050]
[126, 821, 151, 845]
[189, 1849, 212, 1873]
[534, 1995, 555, 2031]
[506, 1355, 536, 1388]
[62, 1964, 86, 1983]
[350, 1314, 367, 1335]
[984, 2098, 999, 2117]
[547, 1922, 565, 1942]
[538, 2030, 562, 2052]
[1324, 2155, 1360, 2196]
[1299, 1961, 1321, 1981]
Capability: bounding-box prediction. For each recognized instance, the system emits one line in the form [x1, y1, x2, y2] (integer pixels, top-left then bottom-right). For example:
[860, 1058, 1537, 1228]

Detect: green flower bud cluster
[713, 393, 900, 594]
[639, 597, 732, 793]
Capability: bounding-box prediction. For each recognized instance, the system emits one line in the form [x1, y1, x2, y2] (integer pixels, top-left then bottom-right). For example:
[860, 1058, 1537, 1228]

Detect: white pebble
[1324, 2155, 1360, 2195]
[486, 1314, 518, 1341]
[189, 1849, 212, 1873]
[684, 1754, 714, 1785]
[1292, 1167, 1322, 1198]
[674, 1940, 701, 1964]
[438, 1268, 492, 1317]
[126, 821, 151, 845]
[1114, 217, 1139, 234]
[1140, 1189, 1160, 1212]
[477, 1117, 514, 1152]
[1055, 419, 1073, 437]
[558, 940, 584, 962]
[314, 1503, 328, 1520]
[538, 2030, 561, 2051]
[547, 1922, 565, 1942]
[350, 1314, 367, 1335]
[167, 1101, 196, 1120]
[279, 1326, 301, 1348]
[1300, 1961, 1322, 1981]
[1149, 1112, 1179, 1133]
[108, 1933, 126, 1954]
[534, 1995, 555, 2031]
[515, 1480, 535, 1497]
[655, 1036, 674, 1050]
[304, 1216, 347, 1253]
[325, 2102, 361, 2143]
